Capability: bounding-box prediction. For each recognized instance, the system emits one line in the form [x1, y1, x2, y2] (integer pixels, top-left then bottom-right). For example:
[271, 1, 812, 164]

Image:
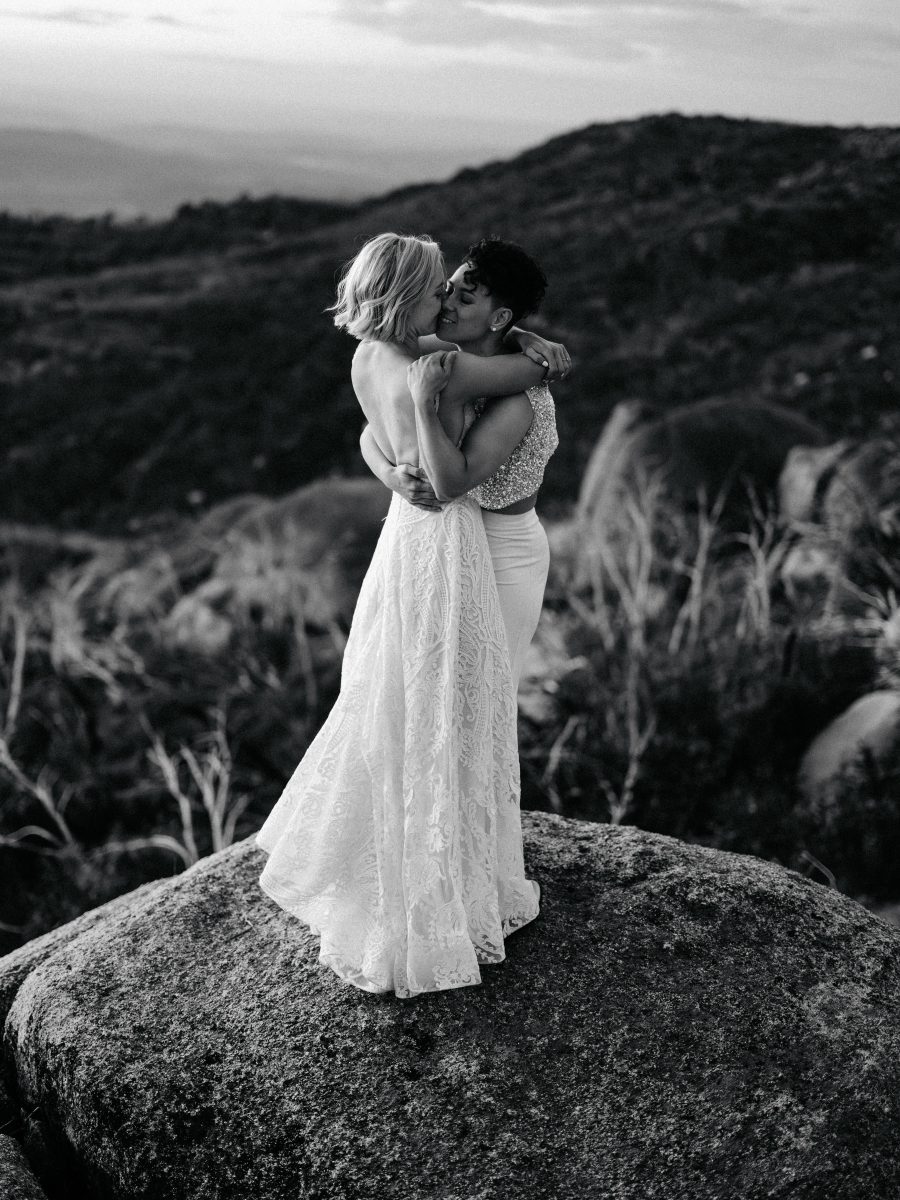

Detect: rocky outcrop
[0, 877, 169, 1034]
[95, 478, 392, 651]
[799, 690, 900, 818]
[3, 814, 900, 1200]
[577, 397, 825, 537]
[777, 435, 900, 617]
[777, 441, 851, 525]
[0, 1133, 50, 1200]
[0, 878, 171, 1200]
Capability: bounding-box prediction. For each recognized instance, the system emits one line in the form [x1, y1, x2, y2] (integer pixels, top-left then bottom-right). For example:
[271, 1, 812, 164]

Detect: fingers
[551, 346, 572, 379]
[524, 345, 550, 370]
[396, 471, 439, 504]
[408, 356, 453, 383]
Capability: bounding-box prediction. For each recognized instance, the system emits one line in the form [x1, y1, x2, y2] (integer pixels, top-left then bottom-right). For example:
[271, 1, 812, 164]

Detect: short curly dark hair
[462, 237, 547, 331]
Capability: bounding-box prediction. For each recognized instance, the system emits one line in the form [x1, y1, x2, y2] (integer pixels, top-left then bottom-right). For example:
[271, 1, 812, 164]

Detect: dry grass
[539, 468, 890, 828]
[2, 469, 897, 943]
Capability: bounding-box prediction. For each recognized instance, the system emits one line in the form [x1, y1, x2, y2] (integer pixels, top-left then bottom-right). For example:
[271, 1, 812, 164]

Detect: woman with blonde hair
[362, 236, 564, 695]
[255, 233, 561, 998]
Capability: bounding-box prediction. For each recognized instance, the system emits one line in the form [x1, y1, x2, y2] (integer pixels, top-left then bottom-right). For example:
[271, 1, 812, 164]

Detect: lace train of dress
[255, 492, 540, 998]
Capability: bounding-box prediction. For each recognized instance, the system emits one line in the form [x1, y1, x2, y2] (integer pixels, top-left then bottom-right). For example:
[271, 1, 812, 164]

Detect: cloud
[335, 0, 652, 58]
[335, 0, 900, 66]
[12, 6, 127, 24]
[146, 13, 199, 27]
[2, 6, 205, 30]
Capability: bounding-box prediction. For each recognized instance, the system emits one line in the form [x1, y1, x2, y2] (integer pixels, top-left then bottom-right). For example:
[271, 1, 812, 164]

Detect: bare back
[352, 341, 465, 465]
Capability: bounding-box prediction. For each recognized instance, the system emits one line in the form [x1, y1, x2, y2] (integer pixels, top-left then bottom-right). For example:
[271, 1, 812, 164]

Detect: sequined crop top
[459, 383, 559, 511]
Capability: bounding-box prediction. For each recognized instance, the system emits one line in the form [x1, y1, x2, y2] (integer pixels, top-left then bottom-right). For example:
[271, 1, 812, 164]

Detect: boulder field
[2, 813, 899, 1200]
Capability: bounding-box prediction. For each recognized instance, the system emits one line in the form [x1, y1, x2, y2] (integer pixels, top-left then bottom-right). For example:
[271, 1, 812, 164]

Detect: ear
[490, 306, 513, 333]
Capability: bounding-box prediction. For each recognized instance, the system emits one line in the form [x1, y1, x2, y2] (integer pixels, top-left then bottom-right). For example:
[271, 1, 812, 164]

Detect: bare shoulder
[353, 340, 408, 375]
[352, 341, 411, 394]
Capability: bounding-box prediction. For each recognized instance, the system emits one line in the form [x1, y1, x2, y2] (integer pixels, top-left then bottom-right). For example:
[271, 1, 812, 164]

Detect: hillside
[1, 112, 898, 533]
[0, 127, 278, 222]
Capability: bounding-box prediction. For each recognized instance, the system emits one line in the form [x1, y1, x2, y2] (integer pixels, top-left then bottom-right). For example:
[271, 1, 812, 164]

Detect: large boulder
[817, 438, 900, 543]
[799, 690, 900, 818]
[577, 397, 826, 538]
[777, 436, 900, 618]
[229, 477, 391, 589]
[777, 441, 851, 525]
[3, 814, 900, 1199]
[0, 1132, 49, 1200]
[154, 478, 391, 651]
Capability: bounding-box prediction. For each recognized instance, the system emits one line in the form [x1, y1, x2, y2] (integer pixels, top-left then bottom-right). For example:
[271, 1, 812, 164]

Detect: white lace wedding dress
[255, 491, 540, 997]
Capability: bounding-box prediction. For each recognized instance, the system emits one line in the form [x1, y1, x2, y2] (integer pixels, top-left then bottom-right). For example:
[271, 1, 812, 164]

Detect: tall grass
[0, 549, 340, 948]
[1, 475, 897, 950]
[533, 469, 895, 894]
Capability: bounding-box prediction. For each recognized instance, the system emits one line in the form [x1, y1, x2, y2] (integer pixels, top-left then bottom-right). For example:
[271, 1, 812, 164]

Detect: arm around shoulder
[443, 350, 547, 404]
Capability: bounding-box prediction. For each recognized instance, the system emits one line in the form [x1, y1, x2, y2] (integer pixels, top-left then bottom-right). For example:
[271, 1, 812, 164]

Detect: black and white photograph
[1, 1, 899, 1197]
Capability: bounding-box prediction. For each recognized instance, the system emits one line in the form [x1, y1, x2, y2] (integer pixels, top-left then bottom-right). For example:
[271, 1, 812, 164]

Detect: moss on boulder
[2, 813, 900, 1200]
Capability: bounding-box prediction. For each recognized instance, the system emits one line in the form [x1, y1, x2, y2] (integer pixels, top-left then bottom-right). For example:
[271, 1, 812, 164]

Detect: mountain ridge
[0, 118, 548, 220]
[1, 112, 897, 532]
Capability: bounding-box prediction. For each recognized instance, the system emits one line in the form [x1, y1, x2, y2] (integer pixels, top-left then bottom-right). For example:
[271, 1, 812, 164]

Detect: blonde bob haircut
[330, 232, 443, 343]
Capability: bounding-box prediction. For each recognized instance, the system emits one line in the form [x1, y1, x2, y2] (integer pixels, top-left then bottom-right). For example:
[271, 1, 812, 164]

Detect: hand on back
[391, 463, 443, 511]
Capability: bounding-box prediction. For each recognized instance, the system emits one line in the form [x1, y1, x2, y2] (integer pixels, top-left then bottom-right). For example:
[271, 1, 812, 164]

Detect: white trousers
[482, 509, 550, 693]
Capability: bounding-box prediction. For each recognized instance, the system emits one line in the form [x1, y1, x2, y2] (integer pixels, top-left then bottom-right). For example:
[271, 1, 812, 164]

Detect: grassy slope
[1, 113, 898, 533]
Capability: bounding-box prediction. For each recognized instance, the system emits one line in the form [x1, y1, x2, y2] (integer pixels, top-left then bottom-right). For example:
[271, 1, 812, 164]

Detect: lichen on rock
[2, 813, 900, 1199]
[0, 1132, 50, 1200]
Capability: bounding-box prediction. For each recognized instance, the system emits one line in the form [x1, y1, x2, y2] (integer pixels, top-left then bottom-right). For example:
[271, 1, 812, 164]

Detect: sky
[1, 0, 899, 211]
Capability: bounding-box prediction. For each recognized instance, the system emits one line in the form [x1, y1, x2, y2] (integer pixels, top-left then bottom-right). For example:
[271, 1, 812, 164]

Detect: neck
[455, 329, 506, 358]
[396, 330, 421, 357]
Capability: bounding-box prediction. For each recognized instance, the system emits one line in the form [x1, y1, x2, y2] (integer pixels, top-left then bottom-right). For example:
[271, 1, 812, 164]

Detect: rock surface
[0, 877, 169, 1033]
[799, 690, 900, 814]
[777, 435, 900, 618]
[0, 1132, 51, 1200]
[3, 813, 900, 1200]
[0, 1133, 50, 1200]
[777, 441, 851, 525]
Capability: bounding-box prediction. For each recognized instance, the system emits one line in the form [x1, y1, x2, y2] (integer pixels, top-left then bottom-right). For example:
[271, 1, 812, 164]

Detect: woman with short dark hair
[363, 236, 564, 691]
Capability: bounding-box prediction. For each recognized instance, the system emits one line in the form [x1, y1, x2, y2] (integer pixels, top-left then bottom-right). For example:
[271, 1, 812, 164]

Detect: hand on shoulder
[407, 351, 457, 407]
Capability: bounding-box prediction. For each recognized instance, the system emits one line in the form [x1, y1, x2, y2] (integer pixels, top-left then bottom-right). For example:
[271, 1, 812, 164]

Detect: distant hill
[0, 128, 327, 220]
[0, 122, 539, 218]
[1, 113, 898, 533]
